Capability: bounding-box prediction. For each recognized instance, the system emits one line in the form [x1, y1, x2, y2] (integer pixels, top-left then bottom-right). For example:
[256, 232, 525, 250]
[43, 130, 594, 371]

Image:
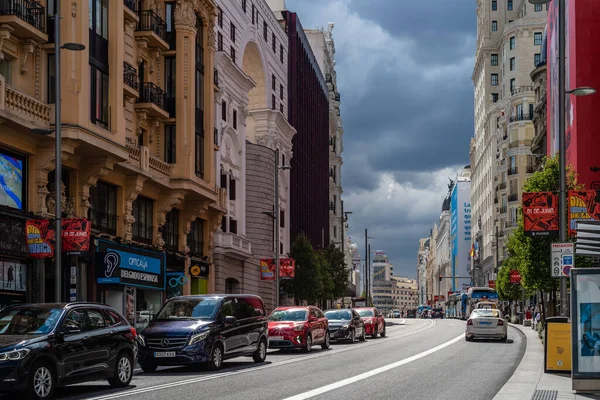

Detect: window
[280, 103, 283, 113]
[534, 32, 542, 45]
[272, 33, 276, 52]
[529, 103, 534, 118]
[280, 44, 284, 63]
[492, 93, 499, 102]
[510, 57, 515, 71]
[104, 310, 124, 326]
[229, 218, 238, 234]
[492, 21, 497, 31]
[230, 46, 236, 63]
[534, 53, 541, 66]
[280, 210, 285, 228]
[195, 17, 205, 178]
[188, 218, 204, 256]
[89, 0, 108, 61]
[510, 36, 515, 50]
[491, 54, 498, 66]
[252, 4, 255, 24]
[165, 2, 176, 49]
[230, 22, 236, 43]
[165, 56, 176, 118]
[163, 209, 180, 252]
[510, 78, 515, 92]
[229, 176, 236, 200]
[47, 54, 55, 103]
[87, 309, 106, 330]
[63, 309, 90, 332]
[89, 181, 117, 235]
[222, 101, 227, 121]
[272, 94, 276, 110]
[280, 84, 283, 100]
[242, 0, 247, 13]
[132, 196, 154, 244]
[218, 32, 223, 51]
[534, 3, 542, 12]
[507, 0, 513, 11]
[491, 0, 497, 11]
[165, 125, 176, 163]
[90, 66, 109, 128]
[233, 109, 237, 129]
[272, 74, 276, 90]
[263, 21, 268, 41]
[218, 7, 223, 28]
[491, 73, 498, 86]
[516, 103, 523, 117]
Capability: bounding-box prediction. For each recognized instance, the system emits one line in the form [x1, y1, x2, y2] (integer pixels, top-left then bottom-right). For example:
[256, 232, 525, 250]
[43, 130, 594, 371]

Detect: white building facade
[435, 208, 451, 303]
[417, 238, 429, 306]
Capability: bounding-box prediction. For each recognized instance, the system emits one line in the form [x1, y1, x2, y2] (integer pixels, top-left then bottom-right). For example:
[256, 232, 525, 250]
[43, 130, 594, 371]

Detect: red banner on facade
[488, 280, 496, 289]
[62, 218, 91, 255]
[567, 190, 600, 236]
[259, 258, 296, 280]
[510, 270, 521, 284]
[522, 192, 559, 237]
[25, 220, 54, 258]
[434, 295, 439, 302]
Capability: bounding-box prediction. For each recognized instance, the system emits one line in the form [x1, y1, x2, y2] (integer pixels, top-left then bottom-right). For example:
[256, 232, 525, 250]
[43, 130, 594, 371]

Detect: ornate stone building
[0, 0, 225, 324]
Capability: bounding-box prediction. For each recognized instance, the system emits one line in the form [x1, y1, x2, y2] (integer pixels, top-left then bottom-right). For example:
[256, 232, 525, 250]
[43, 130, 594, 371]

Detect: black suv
[138, 294, 268, 371]
[0, 303, 136, 399]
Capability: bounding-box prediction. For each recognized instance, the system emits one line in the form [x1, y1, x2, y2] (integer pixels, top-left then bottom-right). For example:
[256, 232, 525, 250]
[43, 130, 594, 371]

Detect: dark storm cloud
[284, 0, 475, 277]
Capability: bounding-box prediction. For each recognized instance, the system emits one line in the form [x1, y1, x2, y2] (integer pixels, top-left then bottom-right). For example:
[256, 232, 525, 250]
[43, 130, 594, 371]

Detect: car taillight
[130, 327, 137, 337]
[467, 319, 473, 325]
[497, 319, 504, 326]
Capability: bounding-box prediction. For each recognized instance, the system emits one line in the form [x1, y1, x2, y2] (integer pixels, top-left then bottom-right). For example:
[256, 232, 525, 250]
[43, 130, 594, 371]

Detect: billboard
[568, 190, 600, 236]
[450, 179, 471, 292]
[571, 268, 600, 381]
[0, 151, 24, 210]
[547, 0, 600, 189]
[522, 192, 559, 237]
[259, 258, 296, 280]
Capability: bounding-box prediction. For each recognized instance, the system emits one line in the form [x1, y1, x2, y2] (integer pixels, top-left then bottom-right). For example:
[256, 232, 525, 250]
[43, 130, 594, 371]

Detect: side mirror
[224, 316, 237, 325]
[61, 325, 81, 335]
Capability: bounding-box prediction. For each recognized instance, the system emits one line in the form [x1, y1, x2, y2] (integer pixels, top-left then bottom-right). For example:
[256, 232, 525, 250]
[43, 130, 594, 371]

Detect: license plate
[479, 321, 492, 325]
[269, 336, 284, 341]
[154, 351, 176, 358]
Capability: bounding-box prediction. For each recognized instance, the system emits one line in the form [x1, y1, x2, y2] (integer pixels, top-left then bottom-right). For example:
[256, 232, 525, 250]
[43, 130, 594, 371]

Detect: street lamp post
[274, 148, 290, 307]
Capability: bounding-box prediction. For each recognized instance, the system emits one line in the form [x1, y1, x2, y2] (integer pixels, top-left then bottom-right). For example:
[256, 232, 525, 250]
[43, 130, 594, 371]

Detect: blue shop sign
[95, 239, 165, 290]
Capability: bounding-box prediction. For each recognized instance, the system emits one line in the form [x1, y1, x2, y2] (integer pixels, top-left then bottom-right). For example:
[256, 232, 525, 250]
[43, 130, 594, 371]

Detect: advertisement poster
[125, 286, 135, 325]
[450, 178, 471, 292]
[260, 258, 296, 280]
[62, 218, 92, 256]
[25, 220, 54, 258]
[568, 190, 600, 236]
[0, 261, 26, 292]
[0, 151, 23, 210]
[572, 269, 600, 376]
[545, 322, 572, 372]
[522, 192, 559, 237]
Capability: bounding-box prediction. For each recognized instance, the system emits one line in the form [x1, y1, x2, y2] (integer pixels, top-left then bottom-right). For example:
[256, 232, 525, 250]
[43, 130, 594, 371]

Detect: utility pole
[367, 243, 371, 305]
[364, 229, 367, 300]
[495, 224, 499, 279]
[54, 1, 62, 303]
[274, 148, 291, 307]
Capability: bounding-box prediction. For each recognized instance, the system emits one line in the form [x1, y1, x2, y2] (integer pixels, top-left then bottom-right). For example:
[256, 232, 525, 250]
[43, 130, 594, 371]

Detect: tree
[283, 235, 322, 304]
[323, 243, 350, 299]
[496, 263, 523, 302]
[315, 251, 333, 309]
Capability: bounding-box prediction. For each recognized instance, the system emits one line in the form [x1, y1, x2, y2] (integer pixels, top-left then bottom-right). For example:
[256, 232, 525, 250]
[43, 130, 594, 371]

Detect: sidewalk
[493, 324, 600, 400]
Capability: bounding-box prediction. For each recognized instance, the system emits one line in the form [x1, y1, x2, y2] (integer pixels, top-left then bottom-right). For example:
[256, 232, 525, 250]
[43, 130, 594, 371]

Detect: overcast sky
[285, 0, 476, 278]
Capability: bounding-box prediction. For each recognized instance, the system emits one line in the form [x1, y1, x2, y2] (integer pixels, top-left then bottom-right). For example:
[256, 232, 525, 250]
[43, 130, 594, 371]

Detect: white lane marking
[281, 333, 464, 400]
[84, 321, 436, 400]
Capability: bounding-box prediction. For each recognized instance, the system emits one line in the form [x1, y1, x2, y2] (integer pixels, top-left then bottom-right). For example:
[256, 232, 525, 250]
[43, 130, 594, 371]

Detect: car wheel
[501, 335, 507, 342]
[321, 331, 330, 350]
[371, 324, 378, 339]
[359, 327, 366, 342]
[26, 360, 55, 400]
[208, 343, 224, 370]
[302, 334, 312, 353]
[465, 335, 473, 342]
[252, 337, 268, 363]
[140, 363, 157, 373]
[381, 325, 386, 338]
[108, 351, 133, 388]
[349, 329, 355, 343]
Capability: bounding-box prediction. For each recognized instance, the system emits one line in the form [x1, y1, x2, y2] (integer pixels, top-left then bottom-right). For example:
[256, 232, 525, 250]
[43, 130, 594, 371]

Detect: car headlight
[137, 334, 146, 347]
[294, 324, 305, 332]
[0, 348, 30, 361]
[189, 331, 210, 346]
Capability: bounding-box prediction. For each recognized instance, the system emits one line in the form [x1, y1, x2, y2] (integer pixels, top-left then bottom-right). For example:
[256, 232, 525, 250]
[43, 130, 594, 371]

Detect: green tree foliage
[496, 263, 523, 302]
[284, 235, 322, 304]
[323, 243, 350, 299]
[316, 251, 333, 306]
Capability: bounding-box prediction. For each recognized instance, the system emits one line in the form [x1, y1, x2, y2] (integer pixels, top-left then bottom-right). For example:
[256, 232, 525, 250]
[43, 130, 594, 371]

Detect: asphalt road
[15, 318, 526, 400]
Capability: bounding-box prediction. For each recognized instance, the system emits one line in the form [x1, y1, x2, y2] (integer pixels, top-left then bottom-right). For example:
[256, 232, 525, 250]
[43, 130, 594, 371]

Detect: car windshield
[0, 307, 63, 335]
[324, 310, 352, 320]
[269, 309, 307, 322]
[472, 309, 501, 318]
[156, 298, 220, 320]
[357, 309, 374, 317]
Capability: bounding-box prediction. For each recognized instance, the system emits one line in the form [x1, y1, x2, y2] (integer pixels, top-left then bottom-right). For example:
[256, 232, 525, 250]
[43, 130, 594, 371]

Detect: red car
[267, 306, 330, 352]
[355, 307, 386, 338]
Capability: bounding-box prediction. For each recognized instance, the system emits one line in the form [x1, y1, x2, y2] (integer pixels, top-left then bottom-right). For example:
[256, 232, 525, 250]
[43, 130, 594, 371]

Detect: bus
[466, 287, 499, 316]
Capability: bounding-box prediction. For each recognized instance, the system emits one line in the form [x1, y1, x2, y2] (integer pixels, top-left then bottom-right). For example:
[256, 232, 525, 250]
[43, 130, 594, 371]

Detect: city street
[14, 319, 525, 400]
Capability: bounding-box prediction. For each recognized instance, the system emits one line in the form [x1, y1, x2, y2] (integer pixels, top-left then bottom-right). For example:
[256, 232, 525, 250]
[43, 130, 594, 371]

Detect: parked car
[465, 308, 507, 342]
[407, 309, 417, 318]
[324, 309, 366, 342]
[392, 309, 401, 318]
[354, 307, 386, 338]
[267, 306, 330, 352]
[0, 302, 136, 400]
[137, 295, 268, 372]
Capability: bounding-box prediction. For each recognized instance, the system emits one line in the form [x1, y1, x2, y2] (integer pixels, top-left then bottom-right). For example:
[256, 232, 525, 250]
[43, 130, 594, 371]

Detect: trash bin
[544, 316, 571, 373]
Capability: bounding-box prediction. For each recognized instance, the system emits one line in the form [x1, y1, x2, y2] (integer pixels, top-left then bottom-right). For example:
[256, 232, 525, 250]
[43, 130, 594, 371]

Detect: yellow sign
[190, 265, 202, 277]
[546, 322, 572, 372]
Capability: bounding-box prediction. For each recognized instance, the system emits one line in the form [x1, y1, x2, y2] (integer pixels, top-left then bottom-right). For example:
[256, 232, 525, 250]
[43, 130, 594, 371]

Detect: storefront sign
[62, 218, 91, 255]
[25, 220, 54, 258]
[96, 240, 165, 290]
[568, 190, 600, 236]
[260, 258, 296, 280]
[571, 268, 600, 382]
[522, 192, 559, 237]
[190, 260, 209, 278]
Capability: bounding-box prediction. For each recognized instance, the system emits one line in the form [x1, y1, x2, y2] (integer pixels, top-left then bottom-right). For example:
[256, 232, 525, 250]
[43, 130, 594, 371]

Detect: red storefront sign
[62, 218, 91, 256]
[25, 220, 54, 258]
[522, 192, 559, 237]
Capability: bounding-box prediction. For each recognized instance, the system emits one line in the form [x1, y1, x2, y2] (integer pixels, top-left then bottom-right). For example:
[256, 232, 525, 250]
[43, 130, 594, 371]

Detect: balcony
[510, 85, 534, 96]
[498, 206, 507, 214]
[89, 209, 117, 236]
[526, 165, 536, 173]
[132, 222, 153, 245]
[508, 193, 519, 202]
[214, 231, 252, 259]
[508, 166, 518, 175]
[498, 181, 507, 190]
[334, 93, 340, 102]
[123, 0, 139, 24]
[135, 10, 169, 51]
[135, 82, 169, 119]
[505, 220, 518, 229]
[0, 81, 51, 127]
[123, 62, 139, 99]
[125, 144, 173, 181]
[0, 0, 47, 43]
[509, 114, 533, 123]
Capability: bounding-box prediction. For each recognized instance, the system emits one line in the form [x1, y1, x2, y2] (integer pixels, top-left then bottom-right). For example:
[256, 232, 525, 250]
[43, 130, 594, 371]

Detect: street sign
[551, 242, 574, 277]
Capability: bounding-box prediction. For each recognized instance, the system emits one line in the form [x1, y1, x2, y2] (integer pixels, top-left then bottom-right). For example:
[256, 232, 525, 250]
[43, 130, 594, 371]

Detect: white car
[465, 309, 507, 342]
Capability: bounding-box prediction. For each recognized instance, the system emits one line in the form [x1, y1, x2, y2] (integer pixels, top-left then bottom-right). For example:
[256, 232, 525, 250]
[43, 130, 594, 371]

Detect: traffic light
[438, 274, 442, 282]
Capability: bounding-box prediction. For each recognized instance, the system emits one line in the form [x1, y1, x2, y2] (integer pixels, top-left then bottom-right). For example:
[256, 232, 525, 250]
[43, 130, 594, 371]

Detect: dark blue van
[137, 295, 268, 371]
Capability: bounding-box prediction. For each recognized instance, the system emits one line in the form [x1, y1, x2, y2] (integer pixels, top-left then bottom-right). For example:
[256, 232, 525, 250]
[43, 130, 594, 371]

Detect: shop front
[95, 239, 166, 331]
[189, 257, 209, 294]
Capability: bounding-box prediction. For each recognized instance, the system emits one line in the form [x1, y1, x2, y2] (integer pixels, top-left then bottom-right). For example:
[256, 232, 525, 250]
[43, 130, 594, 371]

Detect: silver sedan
[465, 309, 507, 342]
